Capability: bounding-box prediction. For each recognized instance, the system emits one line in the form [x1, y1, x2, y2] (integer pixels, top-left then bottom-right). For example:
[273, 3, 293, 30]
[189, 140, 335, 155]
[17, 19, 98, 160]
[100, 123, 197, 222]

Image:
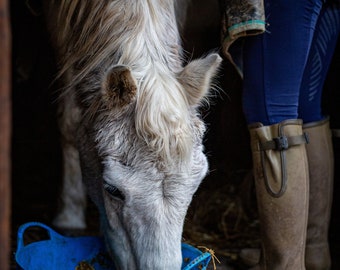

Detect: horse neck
[46, 0, 183, 87]
[119, 0, 183, 73]
[45, 0, 192, 168]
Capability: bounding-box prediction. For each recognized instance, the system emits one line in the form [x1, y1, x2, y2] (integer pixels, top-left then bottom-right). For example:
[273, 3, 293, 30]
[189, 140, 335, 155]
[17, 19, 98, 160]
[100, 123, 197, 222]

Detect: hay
[75, 261, 95, 270]
[183, 170, 261, 264]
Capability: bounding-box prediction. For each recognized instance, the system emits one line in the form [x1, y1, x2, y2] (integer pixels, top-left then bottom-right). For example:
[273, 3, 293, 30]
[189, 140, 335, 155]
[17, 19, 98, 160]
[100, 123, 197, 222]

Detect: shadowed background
[10, 1, 340, 269]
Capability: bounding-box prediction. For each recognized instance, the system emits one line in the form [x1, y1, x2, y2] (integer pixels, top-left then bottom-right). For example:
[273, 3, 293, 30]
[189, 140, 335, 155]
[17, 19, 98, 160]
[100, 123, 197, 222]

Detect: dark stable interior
[10, 1, 340, 269]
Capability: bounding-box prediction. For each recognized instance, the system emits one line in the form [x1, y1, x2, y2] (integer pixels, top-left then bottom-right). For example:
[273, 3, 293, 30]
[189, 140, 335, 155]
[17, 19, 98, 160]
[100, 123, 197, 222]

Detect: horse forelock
[93, 67, 195, 170]
[134, 68, 194, 168]
[48, 0, 196, 168]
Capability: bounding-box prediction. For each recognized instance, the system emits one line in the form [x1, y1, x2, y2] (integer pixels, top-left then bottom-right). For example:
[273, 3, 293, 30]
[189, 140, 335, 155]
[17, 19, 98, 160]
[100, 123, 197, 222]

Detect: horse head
[43, 1, 222, 268]
[77, 55, 221, 269]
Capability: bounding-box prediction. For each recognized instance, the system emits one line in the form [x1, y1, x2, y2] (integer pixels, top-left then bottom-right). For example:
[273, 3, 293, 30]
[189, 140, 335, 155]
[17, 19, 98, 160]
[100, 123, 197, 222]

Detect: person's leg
[243, 0, 322, 125]
[242, 0, 324, 268]
[248, 120, 309, 269]
[303, 118, 334, 270]
[298, 3, 340, 269]
[299, 2, 340, 123]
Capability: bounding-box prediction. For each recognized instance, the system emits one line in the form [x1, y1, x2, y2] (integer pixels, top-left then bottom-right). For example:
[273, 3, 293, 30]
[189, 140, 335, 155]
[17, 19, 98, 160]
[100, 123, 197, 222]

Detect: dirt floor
[10, 1, 340, 270]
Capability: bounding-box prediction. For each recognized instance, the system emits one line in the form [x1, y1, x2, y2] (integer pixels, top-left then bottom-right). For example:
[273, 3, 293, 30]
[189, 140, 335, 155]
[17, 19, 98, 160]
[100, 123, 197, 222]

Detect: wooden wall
[0, 0, 11, 269]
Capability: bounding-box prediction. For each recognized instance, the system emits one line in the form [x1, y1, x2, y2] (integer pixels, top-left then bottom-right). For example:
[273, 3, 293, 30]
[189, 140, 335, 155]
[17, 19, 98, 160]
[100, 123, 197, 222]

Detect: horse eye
[103, 182, 125, 201]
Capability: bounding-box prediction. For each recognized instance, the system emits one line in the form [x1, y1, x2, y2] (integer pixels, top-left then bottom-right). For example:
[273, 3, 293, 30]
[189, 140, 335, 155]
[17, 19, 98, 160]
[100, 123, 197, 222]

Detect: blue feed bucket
[15, 222, 211, 270]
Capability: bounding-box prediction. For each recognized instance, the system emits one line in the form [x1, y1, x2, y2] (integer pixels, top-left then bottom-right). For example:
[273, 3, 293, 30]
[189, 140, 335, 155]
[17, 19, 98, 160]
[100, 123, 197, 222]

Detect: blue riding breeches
[242, 0, 340, 125]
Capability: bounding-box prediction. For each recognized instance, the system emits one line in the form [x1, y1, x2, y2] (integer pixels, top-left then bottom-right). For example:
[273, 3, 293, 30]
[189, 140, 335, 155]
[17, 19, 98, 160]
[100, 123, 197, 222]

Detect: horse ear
[102, 66, 137, 108]
[179, 53, 222, 107]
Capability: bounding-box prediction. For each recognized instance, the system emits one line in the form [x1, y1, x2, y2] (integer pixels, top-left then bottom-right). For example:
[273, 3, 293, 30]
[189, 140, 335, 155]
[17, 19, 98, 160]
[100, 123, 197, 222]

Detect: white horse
[43, 1, 221, 269]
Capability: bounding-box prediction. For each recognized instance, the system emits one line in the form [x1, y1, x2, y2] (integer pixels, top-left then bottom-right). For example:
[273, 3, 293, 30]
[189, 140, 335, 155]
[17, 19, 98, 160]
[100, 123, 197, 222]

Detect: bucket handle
[16, 222, 63, 251]
[182, 252, 211, 270]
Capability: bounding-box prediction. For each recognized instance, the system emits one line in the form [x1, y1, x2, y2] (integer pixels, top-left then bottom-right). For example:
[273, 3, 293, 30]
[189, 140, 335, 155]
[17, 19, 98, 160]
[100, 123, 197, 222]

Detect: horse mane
[46, 0, 195, 166]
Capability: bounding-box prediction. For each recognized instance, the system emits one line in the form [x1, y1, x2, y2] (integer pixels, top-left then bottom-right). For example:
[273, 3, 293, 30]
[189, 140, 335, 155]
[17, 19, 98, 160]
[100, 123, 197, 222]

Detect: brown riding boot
[249, 119, 309, 269]
[303, 118, 334, 270]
